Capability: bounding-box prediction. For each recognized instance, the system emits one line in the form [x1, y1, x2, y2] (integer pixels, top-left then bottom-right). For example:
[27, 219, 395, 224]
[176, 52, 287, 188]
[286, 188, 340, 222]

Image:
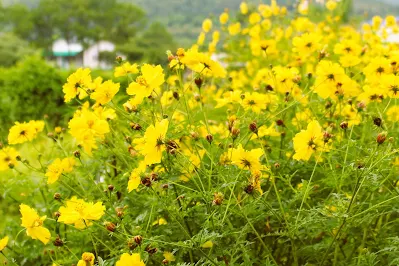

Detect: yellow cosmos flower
[128, 161, 146, 193]
[114, 62, 139, 78]
[90, 80, 120, 105]
[163, 251, 176, 262]
[8, 121, 37, 145]
[0, 147, 20, 171]
[116, 253, 145, 266]
[180, 48, 226, 78]
[386, 106, 399, 122]
[77, 252, 95, 266]
[45, 157, 76, 184]
[219, 12, 229, 25]
[240, 2, 248, 15]
[326, 0, 337, 11]
[241, 92, 266, 113]
[202, 18, 212, 33]
[0, 236, 9, 251]
[202, 240, 214, 248]
[62, 68, 92, 102]
[292, 121, 324, 161]
[222, 144, 264, 173]
[58, 196, 105, 229]
[127, 64, 165, 105]
[381, 74, 399, 98]
[135, 119, 169, 166]
[292, 32, 322, 57]
[152, 217, 167, 226]
[20, 204, 51, 244]
[228, 22, 241, 36]
[363, 57, 392, 82]
[68, 109, 110, 155]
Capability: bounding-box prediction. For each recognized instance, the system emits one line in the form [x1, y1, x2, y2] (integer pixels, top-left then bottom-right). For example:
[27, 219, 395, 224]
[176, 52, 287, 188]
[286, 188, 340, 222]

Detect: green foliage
[117, 22, 177, 64]
[0, 33, 36, 67]
[0, 57, 68, 138]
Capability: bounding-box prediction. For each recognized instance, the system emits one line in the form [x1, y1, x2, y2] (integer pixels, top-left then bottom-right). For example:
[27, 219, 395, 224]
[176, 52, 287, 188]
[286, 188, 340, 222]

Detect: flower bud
[108, 185, 114, 192]
[212, 192, 224, 205]
[195, 77, 203, 88]
[73, 150, 81, 159]
[53, 235, 63, 247]
[134, 235, 143, 245]
[54, 193, 61, 201]
[377, 133, 387, 145]
[340, 121, 348, 129]
[249, 122, 258, 134]
[206, 134, 213, 144]
[173, 91, 179, 100]
[231, 127, 240, 140]
[373, 117, 382, 127]
[105, 222, 116, 232]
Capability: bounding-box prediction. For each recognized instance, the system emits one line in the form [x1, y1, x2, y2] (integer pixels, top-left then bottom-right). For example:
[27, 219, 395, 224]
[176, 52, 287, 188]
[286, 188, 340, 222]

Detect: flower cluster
[2, 1, 399, 265]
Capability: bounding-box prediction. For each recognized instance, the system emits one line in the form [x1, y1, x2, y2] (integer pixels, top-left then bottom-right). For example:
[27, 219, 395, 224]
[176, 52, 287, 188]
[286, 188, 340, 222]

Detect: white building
[51, 39, 115, 69]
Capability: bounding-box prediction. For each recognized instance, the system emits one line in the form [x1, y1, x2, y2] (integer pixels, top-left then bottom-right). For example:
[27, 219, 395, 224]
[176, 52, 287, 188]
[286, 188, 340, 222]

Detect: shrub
[0, 57, 68, 139]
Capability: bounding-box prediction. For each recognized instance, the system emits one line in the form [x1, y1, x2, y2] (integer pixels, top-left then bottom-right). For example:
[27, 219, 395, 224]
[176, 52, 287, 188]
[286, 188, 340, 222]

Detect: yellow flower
[163, 252, 176, 262]
[228, 22, 241, 36]
[58, 196, 105, 229]
[114, 62, 139, 78]
[326, 0, 337, 11]
[219, 12, 229, 25]
[0, 236, 9, 251]
[381, 74, 399, 98]
[8, 121, 36, 145]
[29, 120, 45, 134]
[249, 12, 261, 25]
[20, 204, 51, 244]
[202, 18, 212, 33]
[135, 119, 169, 166]
[152, 217, 167, 226]
[292, 121, 324, 161]
[45, 157, 76, 184]
[90, 80, 120, 105]
[116, 253, 145, 266]
[45, 158, 63, 184]
[77, 252, 95, 266]
[386, 106, 399, 122]
[292, 32, 322, 57]
[222, 144, 264, 173]
[240, 2, 248, 15]
[385, 15, 397, 27]
[68, 109, 110, 155]
[62, 68, 92, 102]
[241, 92, 266, 113]
[0, 147, 20, 171]
[128, 161, 146, 193]
[127, 64, 165, 105]
[201, 240, 213, 248]
[180, 48, 226, 78]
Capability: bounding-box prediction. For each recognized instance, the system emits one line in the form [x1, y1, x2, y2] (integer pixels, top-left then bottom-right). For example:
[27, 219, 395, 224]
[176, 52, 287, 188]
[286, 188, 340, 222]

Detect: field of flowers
[1, 1, 399, 265]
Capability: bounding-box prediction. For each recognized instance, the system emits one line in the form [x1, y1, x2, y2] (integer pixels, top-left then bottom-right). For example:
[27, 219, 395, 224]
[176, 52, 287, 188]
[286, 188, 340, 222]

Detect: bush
[0, 57, 68, 139]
